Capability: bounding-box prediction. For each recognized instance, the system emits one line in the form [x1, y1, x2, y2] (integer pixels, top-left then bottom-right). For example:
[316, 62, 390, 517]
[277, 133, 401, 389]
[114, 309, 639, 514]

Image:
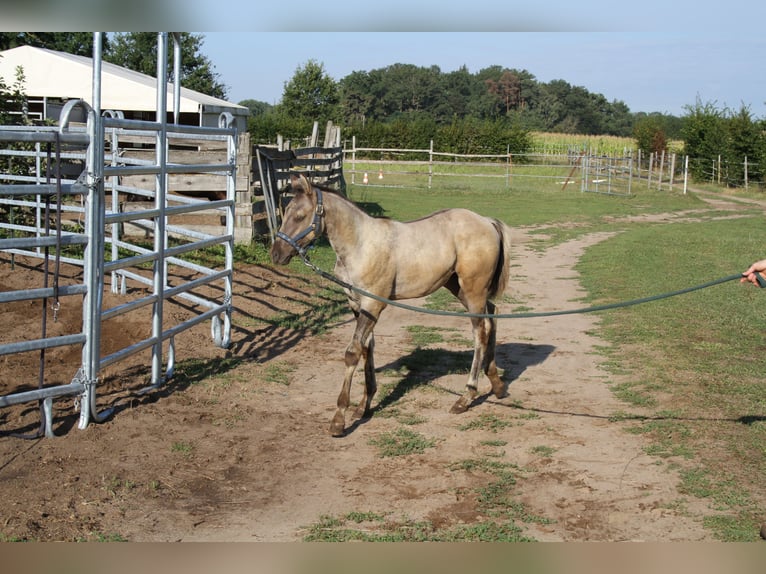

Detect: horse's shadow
[368, 341, 555, 418]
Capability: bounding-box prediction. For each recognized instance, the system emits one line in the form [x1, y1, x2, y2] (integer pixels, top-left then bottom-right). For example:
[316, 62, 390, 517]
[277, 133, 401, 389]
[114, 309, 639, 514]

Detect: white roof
[0, 45, 247, 115]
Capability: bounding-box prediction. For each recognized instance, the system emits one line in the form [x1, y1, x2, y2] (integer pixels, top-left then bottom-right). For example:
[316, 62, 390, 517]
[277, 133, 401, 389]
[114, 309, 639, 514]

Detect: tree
[338, 69, 377, 126]
[238, 99, 273, 118]
[0, 65, 13, 124]
[279, 60, 339, 127]
[0, 32, 106, 55]
[106, 33, 227, 99]
[723, 104, 762, 186]
[0, 65, 28, 125]
[486, 69, 522, 115]
[366, 63, 443, 119]
[682, 98, 727, 181]
[633, 114, 668, 155]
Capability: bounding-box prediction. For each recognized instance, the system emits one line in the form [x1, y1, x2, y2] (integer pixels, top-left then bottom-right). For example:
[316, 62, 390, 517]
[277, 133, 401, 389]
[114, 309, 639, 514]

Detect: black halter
[276, 188, 325, 258]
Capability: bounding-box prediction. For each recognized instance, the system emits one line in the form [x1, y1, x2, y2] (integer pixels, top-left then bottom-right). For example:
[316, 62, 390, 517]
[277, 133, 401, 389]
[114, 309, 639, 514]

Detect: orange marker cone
[378, 169, 383, 180]
[363, 172, 369, 184]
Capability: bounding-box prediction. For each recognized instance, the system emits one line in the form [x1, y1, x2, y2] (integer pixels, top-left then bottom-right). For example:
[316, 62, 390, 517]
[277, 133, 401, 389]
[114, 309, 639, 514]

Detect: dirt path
[0, 222, 721, 541]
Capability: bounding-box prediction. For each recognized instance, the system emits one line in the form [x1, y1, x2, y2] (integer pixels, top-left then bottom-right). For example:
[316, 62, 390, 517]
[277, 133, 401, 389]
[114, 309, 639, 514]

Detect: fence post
[657, 149, 665, 190]
[684, 155, 689, 194]
[744, 156, 748, 190]
[717, 155, 722, 185]
[428, 139, 433, 190]
[648, 152, 654, 189]
[669, 153, 676, 189]
[351, 135, 356, 185]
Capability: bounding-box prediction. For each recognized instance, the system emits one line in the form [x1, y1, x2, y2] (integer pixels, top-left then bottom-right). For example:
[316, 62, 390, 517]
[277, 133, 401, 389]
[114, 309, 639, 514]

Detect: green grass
[577, 215, 766, 540]
[171, 440, 194, 458]
[530, 445, 556, 457]
[238, 177, 766, 541]
[262, 361, 295, 386]
[347, 181, 708, 227]
[352, 182, 765, 540]
[458, 413, 514, 433]
[302, 457, 548, 542]
[368, 428, 436, 457]
[404, 325, 470, 348]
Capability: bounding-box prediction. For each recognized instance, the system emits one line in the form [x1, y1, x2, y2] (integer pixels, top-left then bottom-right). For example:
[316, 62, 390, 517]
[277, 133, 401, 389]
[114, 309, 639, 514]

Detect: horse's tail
[488, 219, 512, 301]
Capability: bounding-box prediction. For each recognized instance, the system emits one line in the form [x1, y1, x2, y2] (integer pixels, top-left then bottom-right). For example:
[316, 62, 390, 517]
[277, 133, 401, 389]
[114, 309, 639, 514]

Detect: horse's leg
[442, 277, 487, 413]
[450, 311, 489, 414]
[351, 331, 376, 420]
[330, 304, 382, 437]
[482, 300, 507, 399]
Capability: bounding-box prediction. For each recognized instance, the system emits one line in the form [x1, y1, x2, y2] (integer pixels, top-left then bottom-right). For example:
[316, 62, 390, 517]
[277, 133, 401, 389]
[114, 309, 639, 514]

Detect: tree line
[246, 60, 765, 187]
[243, 60, 686, 152]
[2, 35, 764, 187]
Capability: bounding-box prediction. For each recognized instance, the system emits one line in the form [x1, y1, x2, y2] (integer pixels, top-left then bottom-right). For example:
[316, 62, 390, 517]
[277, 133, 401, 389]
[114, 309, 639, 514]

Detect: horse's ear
[290, 173, 313, 196]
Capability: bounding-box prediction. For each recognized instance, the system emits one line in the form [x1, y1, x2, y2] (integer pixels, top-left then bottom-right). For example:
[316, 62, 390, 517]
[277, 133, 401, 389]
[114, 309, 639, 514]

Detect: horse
[270, 174, 513, 437]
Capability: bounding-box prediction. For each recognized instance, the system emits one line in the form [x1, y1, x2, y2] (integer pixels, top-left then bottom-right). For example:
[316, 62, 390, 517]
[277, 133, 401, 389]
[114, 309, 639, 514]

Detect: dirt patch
[0, 222, 718, 541]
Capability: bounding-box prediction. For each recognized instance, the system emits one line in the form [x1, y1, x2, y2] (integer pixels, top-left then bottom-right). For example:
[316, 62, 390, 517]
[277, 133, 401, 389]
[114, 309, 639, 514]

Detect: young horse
[271, 174, 513, 437]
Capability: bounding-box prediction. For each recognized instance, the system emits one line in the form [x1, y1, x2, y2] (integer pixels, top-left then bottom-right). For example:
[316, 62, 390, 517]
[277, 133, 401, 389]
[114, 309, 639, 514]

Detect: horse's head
[270, 173, 325, 265]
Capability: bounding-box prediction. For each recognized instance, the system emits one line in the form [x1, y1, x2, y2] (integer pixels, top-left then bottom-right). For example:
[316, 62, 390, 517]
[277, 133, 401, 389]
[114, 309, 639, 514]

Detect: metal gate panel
[0, 33, 235, 437]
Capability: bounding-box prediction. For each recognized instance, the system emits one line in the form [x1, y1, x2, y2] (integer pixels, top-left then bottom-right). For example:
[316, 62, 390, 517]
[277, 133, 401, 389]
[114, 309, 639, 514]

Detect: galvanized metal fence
[0, 33, 235, 437]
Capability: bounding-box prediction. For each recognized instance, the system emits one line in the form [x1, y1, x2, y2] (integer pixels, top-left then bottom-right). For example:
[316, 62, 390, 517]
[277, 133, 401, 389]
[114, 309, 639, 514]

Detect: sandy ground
[3, 199, 749, 541]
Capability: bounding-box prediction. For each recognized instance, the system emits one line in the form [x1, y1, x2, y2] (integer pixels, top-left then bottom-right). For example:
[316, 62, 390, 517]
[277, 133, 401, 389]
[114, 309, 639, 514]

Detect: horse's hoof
[329, 416, 346, 437]
[450, 399, 469, 414]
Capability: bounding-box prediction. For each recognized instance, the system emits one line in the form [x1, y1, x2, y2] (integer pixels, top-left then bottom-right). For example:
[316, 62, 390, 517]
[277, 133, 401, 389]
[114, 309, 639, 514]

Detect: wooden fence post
[428, 140, 434, 189]
[744, 156, 749, 189]
[669, 153, 676, 189]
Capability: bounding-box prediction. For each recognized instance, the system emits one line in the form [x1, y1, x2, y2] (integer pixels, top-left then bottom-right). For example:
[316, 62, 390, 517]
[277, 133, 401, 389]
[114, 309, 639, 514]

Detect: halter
[276, 187, 325, 258]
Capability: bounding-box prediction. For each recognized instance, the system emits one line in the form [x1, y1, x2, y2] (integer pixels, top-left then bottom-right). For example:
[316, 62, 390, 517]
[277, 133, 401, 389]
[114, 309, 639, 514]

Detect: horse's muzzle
[269, 240, 294, 265]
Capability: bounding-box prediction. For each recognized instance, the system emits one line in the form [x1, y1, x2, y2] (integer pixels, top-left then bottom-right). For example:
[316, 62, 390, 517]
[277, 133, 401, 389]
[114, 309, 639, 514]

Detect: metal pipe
[172, 33, 181, 125]
[152, 32, 169, 388]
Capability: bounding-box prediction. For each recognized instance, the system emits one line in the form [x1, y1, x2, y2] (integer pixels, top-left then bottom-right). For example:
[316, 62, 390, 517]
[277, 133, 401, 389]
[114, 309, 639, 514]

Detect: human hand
[741, 259, 766, 287]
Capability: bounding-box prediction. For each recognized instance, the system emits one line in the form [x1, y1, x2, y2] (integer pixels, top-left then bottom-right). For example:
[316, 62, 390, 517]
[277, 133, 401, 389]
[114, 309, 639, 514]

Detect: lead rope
[18, 136, 66, 439]
[297, 251, 744, 319]
[16, 142, 56, 439]
[52, 132, 62, 322]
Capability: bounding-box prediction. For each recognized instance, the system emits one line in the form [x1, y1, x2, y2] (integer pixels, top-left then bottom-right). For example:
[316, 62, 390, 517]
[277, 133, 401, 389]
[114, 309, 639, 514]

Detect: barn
[0, 44, 250, 131]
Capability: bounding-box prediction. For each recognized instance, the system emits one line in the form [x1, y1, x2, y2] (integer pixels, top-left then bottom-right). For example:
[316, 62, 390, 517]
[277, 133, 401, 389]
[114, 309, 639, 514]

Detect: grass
[171, 440, 194, 458]
[530, 445, 556, 457]
[302, 457, 548, 542]
[368, 428, 436, 458]
[458, 413, 514, 433]
[405, 325, 471, 348]
[193, 174, 764, 541]
[577, 215, 766, 540]
[346, 180, 765, 540]
[262, 361, 295, 386]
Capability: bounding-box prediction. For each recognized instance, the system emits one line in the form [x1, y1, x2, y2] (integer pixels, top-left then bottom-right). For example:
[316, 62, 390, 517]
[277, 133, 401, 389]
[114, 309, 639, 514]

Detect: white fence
[344, 138, 690, 196]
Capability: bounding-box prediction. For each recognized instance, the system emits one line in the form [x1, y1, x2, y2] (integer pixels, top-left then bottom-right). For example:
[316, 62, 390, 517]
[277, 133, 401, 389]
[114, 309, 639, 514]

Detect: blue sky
[202, 32, 766, 118]
[4, 0, 765, 118]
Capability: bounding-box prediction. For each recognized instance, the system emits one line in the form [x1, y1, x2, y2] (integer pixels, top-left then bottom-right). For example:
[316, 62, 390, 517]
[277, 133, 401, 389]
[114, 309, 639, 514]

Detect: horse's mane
[297, 180, 390, 220]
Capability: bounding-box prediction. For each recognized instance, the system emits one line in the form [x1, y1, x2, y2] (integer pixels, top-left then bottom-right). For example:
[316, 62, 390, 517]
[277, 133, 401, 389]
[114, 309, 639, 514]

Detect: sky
[202, 32, 766, 118]
[3, 0, 765, 118]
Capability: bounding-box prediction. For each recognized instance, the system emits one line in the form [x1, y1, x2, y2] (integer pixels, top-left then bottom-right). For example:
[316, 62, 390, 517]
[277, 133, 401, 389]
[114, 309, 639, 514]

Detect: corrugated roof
[0, 45, 247, 115]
